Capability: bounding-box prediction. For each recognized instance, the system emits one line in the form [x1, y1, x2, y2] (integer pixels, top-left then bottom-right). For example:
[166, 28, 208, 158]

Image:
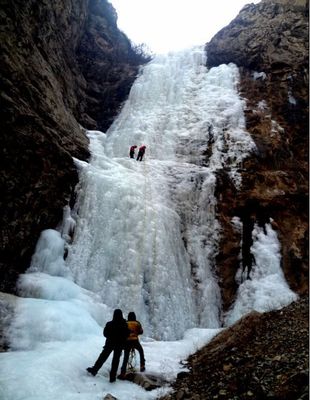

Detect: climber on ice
[129, 145, 137, 158]
[136, 145, 146, 161]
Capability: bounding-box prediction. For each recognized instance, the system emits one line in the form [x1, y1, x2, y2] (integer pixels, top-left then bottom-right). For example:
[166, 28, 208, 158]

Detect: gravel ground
[160, 296, 309, 400]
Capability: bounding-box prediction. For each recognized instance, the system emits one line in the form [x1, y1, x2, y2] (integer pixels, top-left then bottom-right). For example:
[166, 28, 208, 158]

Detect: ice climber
[129, 145, 137, 158]
[136, 145, 146, 161]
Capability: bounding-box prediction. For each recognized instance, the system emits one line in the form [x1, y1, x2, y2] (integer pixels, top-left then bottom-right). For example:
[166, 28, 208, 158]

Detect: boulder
[123, 372, 169, 391]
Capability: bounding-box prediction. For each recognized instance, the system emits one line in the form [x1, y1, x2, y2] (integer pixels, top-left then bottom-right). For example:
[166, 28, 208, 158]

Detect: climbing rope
[144, 158, 158, 297]
[134, 148, 159, 332]
[127, 348, 137, 372]
[134, 159, 148, 284]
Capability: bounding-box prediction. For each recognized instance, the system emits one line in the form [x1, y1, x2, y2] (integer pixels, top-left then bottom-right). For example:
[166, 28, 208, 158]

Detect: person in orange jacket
[129, 145, 137, 158]
[119, 311, 145, 378]
[136, 145, 146, 161]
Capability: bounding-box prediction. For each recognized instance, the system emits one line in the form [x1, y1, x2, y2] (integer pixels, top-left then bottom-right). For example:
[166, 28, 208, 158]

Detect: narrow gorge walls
[1, 0, 308, 308]
[0, 0, 148, 292]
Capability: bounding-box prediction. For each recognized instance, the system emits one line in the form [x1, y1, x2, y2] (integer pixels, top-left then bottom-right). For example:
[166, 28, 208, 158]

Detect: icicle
[224, 221, 298, 326]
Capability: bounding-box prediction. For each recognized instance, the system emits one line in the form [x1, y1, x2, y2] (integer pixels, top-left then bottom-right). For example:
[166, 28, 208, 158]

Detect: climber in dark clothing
[118, 311, 145, 379]
[136, 145, 146, 161]
[86, 309, 130, 383]
[129, 145, 137, 158]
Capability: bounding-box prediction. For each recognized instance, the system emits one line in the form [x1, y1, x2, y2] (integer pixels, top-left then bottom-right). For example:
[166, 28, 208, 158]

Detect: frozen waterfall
[1, 46, 299, 400]
[65, 46, 256, 340]
[7, 46, 297, 348]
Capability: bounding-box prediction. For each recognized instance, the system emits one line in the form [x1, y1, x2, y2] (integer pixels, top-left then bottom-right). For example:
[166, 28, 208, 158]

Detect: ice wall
[66, 47, 256, 339]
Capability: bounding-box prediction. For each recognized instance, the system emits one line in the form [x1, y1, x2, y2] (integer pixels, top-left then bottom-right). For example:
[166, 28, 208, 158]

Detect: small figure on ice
[136, 145, 146, 161]
[129, 145, 137, 158]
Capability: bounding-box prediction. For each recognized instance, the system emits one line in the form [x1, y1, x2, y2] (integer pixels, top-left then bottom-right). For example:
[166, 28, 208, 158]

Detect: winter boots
[86, 367, 97, 376]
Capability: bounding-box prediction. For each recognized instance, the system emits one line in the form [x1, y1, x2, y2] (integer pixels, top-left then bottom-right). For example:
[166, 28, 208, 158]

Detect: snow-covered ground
[1, 317, 221, 400]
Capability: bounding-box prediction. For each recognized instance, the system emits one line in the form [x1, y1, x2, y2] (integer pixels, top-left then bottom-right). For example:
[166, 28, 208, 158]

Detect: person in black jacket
[86, 309, 130, 382]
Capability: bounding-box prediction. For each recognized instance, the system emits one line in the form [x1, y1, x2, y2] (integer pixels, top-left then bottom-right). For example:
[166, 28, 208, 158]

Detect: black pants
[136, 151, 144, 161]
[92, 344, 123, 381]
[130, 151, 134, 158]
[121, 340, 145, 373]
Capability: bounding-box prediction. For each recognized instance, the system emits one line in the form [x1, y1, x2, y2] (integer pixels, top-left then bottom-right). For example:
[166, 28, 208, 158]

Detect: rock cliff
[206, 0, 309, 310]
[160, 296, 309, 400]
[0, 0, 149, 292]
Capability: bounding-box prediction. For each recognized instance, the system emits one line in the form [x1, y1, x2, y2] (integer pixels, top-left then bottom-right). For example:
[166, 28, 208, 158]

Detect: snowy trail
[0, 47, 297, 400]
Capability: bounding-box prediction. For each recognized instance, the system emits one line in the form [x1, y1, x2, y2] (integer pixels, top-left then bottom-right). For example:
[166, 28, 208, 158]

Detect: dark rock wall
[206, 0, 308, 310]
[207, 0, 308, 71]
[0, 0, 147, 292]
[77, 0, 146, 131]
[160, 297, 309, 400]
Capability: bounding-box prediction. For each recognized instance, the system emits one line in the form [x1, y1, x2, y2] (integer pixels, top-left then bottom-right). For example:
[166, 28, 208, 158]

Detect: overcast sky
[109, 0, 260, 54]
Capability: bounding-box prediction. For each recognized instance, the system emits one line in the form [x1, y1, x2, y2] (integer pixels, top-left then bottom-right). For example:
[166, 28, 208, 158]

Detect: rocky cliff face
[206, 0, 308, 310]
[0, 0, 148, 292]
[160, 296, 309, 400]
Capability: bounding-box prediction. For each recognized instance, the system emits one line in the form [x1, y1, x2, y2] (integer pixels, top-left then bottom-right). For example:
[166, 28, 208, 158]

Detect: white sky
[109, 0, 260, 54]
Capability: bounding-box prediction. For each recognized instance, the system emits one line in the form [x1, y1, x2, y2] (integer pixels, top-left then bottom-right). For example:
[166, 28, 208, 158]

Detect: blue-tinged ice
[66, 47, 256, 339]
